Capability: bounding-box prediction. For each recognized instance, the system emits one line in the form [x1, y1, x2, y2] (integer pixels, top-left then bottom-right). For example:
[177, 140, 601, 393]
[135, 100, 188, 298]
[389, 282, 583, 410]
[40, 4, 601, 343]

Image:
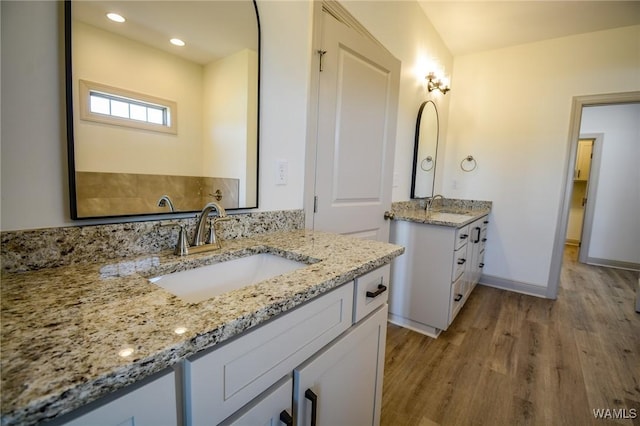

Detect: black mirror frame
[410, 100, 439, 199]
[64, 0, 261, 220]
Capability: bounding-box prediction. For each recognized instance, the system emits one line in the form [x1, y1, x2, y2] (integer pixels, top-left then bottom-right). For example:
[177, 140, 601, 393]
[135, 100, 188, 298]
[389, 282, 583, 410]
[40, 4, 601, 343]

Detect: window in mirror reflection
[89, 92, 169, 125]
[80, 80, 177, 135]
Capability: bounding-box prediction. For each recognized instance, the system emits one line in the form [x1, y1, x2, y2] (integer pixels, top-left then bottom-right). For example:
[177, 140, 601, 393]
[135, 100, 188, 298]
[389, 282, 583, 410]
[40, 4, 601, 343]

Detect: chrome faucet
[157, 195, 176, 212]
[193, 202, 228, 247]
[425, 194, 444, 211]
[171, 201, 230, 256]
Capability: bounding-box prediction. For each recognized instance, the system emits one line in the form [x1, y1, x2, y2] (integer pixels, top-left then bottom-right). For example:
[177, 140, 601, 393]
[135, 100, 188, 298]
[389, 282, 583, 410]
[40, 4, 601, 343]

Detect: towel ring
[460, 155, 477, 172]
[420, 156, 434, 171]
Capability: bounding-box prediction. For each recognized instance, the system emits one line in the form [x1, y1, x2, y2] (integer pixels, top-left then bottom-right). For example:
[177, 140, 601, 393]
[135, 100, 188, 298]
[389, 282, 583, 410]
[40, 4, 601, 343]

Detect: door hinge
[317, 50, 327, 72]
[313, 195, 318, 213]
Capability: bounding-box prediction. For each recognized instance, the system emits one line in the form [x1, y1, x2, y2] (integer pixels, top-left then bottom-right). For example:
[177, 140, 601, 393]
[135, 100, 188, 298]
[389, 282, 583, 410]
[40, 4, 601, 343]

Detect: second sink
[150, 253, 308, 303]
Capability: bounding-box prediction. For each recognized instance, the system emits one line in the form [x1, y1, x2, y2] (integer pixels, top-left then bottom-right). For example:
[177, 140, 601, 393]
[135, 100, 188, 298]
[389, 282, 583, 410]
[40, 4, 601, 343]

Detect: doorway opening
[565, 137, 594, 249]
[547, 91, 640, 300]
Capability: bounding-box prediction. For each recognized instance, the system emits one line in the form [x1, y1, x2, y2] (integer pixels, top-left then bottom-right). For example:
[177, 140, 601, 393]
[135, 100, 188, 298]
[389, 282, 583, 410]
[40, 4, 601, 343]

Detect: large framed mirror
[65, 0, 260, 219]
[410, 100, 439, 199]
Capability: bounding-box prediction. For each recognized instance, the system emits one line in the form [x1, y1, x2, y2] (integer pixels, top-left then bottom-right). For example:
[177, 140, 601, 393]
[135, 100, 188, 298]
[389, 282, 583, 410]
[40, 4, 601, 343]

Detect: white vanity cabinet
[389, 215, 488, 337]
[58, 369, 178, 426]
[186, 265, 391, 426]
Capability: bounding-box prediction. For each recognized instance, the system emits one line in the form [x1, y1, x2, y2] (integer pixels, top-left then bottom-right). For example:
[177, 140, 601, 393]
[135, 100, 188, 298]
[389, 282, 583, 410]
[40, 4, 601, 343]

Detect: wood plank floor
[381, 246, 640, 425]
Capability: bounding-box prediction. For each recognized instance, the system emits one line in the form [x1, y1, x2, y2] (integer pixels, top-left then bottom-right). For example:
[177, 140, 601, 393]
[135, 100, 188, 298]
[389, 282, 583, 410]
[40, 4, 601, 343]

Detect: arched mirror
[65, 0, 260, 219]
[410, 100, 439, 198]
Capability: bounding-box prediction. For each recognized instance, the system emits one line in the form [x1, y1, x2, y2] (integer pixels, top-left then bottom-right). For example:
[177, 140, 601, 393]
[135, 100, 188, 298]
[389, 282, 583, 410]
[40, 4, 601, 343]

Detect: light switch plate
[276, 160, 288, 185]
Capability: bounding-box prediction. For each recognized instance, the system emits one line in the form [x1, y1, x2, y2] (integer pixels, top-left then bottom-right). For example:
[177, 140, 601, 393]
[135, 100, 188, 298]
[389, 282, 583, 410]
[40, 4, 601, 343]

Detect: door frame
[575, 133, 603, 264]
[546, 91, 640, 299]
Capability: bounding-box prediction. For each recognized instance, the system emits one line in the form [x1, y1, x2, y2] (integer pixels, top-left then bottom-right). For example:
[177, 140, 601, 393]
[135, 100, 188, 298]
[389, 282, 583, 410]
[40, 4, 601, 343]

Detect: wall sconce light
[426, 72, 450, 94]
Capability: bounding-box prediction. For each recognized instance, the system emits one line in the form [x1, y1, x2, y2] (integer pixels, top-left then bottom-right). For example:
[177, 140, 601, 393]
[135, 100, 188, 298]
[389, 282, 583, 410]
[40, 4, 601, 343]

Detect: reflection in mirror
[66, 1, 260, 219]
[410, 100, 439, 198]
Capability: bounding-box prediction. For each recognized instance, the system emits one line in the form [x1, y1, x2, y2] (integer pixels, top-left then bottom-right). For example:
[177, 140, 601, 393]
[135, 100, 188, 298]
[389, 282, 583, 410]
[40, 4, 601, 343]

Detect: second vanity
[388, 199, 491, 338]
[0, 230, 403, 426]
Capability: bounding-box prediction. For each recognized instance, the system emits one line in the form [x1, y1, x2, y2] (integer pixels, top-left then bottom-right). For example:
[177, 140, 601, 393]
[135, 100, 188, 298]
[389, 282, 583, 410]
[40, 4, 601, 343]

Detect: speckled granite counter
[390, 199, 491, 227]
[0, 230, 404, 426]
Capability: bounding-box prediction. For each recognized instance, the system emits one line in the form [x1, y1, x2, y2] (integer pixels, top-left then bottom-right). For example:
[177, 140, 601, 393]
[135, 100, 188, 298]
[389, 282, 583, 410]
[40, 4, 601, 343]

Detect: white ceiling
[73, 1, 258, 65]
[417, 1, 640, 56]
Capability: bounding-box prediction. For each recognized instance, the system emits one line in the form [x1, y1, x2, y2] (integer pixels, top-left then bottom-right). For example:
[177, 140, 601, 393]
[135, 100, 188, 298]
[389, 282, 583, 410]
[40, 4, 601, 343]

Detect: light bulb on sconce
[426, 72, 450, 94]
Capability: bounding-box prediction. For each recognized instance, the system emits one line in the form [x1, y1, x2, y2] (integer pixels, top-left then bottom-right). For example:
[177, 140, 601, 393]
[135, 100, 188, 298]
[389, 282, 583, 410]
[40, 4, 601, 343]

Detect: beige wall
[203, 49, 258, 206]
[444, 25, 640, 289]
[74, 20, 204, 176]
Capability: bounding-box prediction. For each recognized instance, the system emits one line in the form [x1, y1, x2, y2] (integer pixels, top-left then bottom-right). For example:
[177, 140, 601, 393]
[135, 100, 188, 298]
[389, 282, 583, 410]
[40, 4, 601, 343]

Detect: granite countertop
[0, 230, 404, 426]
[390, 199, 491, 227]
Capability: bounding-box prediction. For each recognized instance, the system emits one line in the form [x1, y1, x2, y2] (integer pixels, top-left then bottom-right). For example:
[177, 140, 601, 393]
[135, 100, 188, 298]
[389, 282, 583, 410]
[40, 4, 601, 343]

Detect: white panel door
[313, 12, 400, 242]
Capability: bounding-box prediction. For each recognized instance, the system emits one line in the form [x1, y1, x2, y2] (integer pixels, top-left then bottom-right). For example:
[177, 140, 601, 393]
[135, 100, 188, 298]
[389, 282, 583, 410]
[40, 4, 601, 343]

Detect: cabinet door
[60, 370, 177, 426]
[293, 305, 387, 426]
[220, 376, 293, 426]
[575, 139, 593, 181]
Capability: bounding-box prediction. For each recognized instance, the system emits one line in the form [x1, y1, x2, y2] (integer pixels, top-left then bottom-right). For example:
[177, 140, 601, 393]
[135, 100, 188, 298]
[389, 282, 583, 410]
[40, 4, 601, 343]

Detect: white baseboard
[387, 313, 440, 338]
[584, 257, 640, 272]
[479, 274, 549, 298]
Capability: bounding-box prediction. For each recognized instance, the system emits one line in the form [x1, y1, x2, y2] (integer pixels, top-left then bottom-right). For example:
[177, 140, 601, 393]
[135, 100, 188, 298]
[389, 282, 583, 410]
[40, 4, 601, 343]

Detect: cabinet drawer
[59, 369, 177, 426]
[455, 225, 470, 251]
[354, 264, 390, 323]
[449, 275, 465, 325]
[451, 246, 467, 282]
[187, 282, 354, 425]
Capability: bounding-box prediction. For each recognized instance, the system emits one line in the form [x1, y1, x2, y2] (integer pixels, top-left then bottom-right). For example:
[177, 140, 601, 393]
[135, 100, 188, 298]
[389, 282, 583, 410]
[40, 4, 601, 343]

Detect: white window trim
[78, 80, 177, 135]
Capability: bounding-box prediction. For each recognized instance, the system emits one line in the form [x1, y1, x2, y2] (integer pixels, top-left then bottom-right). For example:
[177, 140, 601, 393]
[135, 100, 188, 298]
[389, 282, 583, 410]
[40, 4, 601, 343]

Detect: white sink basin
[428, 212, 474, 223]
[149, 253, 307, 303]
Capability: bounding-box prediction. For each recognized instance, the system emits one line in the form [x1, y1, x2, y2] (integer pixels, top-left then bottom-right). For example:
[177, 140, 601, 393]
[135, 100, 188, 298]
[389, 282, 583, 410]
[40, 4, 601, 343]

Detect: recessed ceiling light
[170, 38, 186, 47]
[107, 13, 125, 23]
